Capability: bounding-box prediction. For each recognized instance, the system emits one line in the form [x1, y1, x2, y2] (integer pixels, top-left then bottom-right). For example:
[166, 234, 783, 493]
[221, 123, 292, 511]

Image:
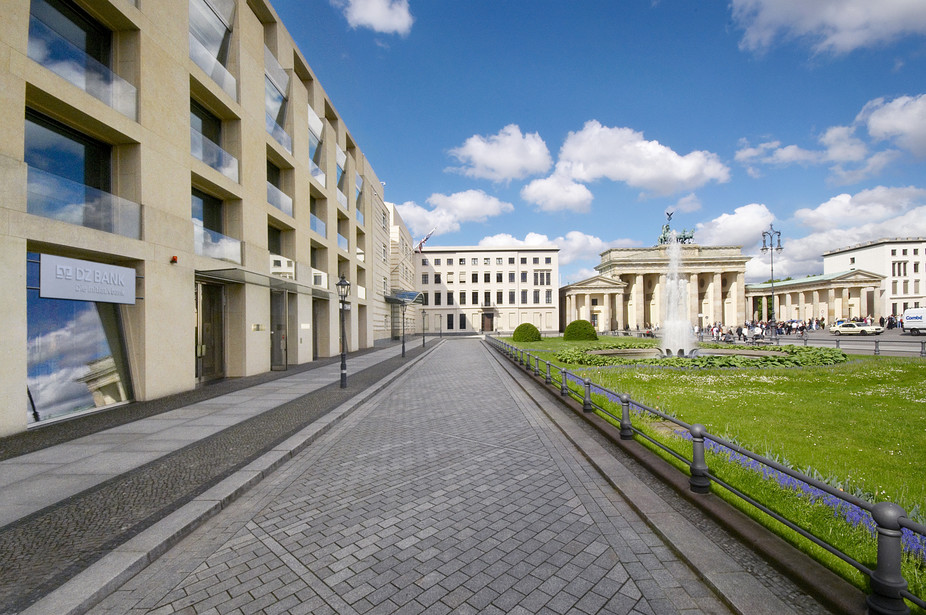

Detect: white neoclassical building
[561, 244, 750, 331]
[823, 237, 925, 317]
[744, 270, 886, 325]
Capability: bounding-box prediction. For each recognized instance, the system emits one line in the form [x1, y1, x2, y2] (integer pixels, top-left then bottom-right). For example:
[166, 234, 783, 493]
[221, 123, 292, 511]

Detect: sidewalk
[0, 341, 424, 615]
[17, 339, 841, 614]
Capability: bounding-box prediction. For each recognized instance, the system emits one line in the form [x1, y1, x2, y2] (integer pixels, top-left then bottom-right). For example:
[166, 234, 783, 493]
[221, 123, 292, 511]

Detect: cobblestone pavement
[0, 343, 423, 615]
[90, 340, 736, 615]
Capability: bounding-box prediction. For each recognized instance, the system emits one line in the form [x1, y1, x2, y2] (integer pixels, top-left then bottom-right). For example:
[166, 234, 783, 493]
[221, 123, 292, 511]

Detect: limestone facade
[1, 0, 402, 435]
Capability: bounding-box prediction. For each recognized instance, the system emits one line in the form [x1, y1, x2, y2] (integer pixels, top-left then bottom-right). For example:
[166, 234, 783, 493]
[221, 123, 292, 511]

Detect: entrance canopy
[197, 268, 331, 299]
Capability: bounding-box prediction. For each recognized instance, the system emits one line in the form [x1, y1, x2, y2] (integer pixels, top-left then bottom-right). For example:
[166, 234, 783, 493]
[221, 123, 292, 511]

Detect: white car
[829, 322, 884, 336]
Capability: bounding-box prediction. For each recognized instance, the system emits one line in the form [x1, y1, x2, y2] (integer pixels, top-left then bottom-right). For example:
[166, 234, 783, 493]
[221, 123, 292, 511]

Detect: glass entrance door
[270, 290, 287, 370]
[195, 282, 225, 382]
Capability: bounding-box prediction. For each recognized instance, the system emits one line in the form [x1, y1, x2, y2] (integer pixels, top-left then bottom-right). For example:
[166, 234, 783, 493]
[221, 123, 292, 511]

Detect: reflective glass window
[26, 252, 132, 423]
[25, 109, 110, 191]
[189, 0, 232, 64]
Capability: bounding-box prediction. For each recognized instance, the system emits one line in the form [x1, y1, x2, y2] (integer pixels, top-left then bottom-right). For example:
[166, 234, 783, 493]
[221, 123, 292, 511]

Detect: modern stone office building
[0, 0, 403, 435]
[417, 246, 560, 335]
[561, 244, 750, 331]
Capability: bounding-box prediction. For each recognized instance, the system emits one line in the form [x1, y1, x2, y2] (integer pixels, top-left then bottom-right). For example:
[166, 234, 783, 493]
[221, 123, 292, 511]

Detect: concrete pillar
[584, 293, 591, 322]
[842, 287, 850, 319]
[812, 290, 820, 322]
[785, 291, 793, 323]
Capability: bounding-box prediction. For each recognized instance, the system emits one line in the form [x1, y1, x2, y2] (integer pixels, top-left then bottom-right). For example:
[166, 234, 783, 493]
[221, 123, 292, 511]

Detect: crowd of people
[694, 319, 826, 343]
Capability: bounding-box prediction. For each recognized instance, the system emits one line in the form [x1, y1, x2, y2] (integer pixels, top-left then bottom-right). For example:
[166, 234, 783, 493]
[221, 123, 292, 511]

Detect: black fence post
[875, 340, 881, 356]
[920, 341, 925, 358]
[866, 502, 910, 615]
[545, 361, 552, 384]
[561, 370, 569, 396]
[619, 393, 633, 440]
[689, 424, 711, 494]
[533, 356, 541, 377]
[583, 378, 593, 412]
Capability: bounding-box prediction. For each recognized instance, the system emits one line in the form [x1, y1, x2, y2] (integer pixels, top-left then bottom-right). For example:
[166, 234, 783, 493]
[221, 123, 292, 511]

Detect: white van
[902, 307, 926, 335]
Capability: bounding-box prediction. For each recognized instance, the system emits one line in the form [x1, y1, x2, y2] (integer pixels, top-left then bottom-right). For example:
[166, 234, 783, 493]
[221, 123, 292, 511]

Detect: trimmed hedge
[563, 319, 598, 341]
[512, 322, 542, 342]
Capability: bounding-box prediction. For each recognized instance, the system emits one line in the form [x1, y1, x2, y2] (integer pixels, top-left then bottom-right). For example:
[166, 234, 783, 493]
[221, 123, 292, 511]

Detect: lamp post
[336, 274, 350, 388]
[401, 302, 407, 358]
[761, 224, 782, 341]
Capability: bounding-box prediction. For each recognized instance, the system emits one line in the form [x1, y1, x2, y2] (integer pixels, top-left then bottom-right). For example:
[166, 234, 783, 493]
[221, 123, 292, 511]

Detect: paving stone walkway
[88, 340, 736, 614]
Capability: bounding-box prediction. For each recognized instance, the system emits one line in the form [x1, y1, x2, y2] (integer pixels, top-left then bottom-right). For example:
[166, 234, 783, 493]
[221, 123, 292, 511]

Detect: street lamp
[761, 224, 782, 341]
[336, 274, 350, 388]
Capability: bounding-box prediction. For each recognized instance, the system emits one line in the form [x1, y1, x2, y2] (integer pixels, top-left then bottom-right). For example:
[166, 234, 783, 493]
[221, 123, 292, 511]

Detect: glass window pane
[26, 253, 131, 423]
[189, 0, 231, 64]
[25, 110, 110, 191]
[32, 0, 110, 65]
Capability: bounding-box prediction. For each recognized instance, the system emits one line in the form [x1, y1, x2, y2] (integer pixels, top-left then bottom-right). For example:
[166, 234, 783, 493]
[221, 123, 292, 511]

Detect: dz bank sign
[40, 254, 136, 305]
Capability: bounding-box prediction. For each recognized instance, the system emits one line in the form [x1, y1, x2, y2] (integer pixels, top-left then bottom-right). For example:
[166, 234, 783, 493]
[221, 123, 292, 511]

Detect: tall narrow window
[264, 47, 291, 152]
[192, 188, 240, 263]
[191, 100, 238, 181]
[189, 0, 236, 98]
[307, 105, 326, 185]
[335, 145, 348, 208]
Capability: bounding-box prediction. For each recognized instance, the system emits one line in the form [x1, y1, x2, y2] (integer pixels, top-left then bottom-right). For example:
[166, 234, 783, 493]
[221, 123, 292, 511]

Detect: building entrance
[270, 290, 288, 370]
[481, 313, 494, 332]
[195, 282, 225, 383]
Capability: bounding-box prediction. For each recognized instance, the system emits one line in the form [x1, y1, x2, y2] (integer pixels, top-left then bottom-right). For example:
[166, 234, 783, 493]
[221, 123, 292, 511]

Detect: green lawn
[510, 337, 926, 511]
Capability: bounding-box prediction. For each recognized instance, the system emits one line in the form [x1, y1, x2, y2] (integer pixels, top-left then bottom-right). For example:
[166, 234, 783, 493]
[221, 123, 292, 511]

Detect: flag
[415, 228, 436, 253]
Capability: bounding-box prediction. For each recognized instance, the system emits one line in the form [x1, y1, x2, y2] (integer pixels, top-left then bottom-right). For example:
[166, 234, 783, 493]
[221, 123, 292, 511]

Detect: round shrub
[563, 319, 598, 341]
[512, 322, 542, 342]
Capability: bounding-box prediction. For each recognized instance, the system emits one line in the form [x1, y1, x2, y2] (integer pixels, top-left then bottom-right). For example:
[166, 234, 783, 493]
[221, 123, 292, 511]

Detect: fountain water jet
[661, 231, 696, 358]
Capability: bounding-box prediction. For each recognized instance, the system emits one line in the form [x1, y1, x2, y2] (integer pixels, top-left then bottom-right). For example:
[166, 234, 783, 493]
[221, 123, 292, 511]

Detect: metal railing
[485, 335, 926, 615]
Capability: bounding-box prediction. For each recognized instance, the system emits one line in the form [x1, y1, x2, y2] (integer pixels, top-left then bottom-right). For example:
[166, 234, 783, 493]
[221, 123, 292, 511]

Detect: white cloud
[735, 94, 926, 184]
[520, 173, 594, 213]
[694, 203, 775, 247]
[447, 124, 552, 182]
[732, 0, 926, 55]
[792, 185, 926, 231]
[330, 0, 414, 36]
[860, 94, 926, 157]
[673, 193, 702, 213]
[478, 230, 628, 265]
[393, 190, 514, 236]
[555, 121, 730, 196]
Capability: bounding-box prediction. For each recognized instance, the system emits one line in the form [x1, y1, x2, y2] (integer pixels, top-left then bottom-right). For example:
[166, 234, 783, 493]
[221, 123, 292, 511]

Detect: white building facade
[417, 247, 560, 335]
[823, 238, 926, 317]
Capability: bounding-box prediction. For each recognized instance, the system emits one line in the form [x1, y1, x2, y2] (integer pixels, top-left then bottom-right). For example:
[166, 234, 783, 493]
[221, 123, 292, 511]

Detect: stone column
[812, 290, 820, 322]
[785, 291, 793, 322]
[658, 274, 667, 327]
[712, 272, 723, 325]
[614, 291, 624, 330]
[827, 288, 836, 324]
[689, 273, 699, 327]
[632, 274, 644, 328]
[602, 292, 611, 331]
[735, 272, 745, 325]
[842, 287, 850, 319]
[584, 293, 592, 321]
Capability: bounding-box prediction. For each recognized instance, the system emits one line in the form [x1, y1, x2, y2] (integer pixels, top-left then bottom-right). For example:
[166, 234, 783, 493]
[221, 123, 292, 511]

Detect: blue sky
[271, 0, 926, 283]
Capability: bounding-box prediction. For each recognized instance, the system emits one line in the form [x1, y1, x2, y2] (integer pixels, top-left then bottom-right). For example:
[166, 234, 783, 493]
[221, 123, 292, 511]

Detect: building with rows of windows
[417, 247, 560, 335]
[0, 0, 413, 436]
[822, 237, 925, 318]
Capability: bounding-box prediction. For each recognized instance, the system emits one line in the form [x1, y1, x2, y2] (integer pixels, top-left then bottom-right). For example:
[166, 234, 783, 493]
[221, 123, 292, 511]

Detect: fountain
[661, 230, 696, 358]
